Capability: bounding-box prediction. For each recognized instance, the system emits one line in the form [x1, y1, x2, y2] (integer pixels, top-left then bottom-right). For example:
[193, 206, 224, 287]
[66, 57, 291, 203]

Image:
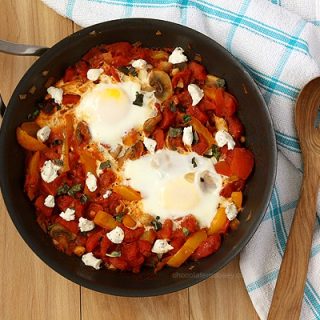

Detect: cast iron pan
[0, 18, 277, 296]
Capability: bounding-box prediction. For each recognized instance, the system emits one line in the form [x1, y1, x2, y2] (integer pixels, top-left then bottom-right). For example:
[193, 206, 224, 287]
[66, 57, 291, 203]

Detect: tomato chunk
[191, 234, 221, 260]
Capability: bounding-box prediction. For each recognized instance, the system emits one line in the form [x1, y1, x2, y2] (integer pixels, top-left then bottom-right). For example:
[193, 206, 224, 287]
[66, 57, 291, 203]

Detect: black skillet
[0, 18, 277, 296]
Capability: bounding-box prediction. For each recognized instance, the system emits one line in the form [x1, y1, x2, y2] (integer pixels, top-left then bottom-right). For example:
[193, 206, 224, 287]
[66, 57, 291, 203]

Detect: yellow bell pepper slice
[61, 114, 74, 172]
[208, 207, 228, 235]
[190, 117, 215, 147]
[113, 185, 142, 201]
[16, 127, 47, 151]
[93, 210, 119, 230]
[122, 214, 136, 228]
[231, 191, 243, 209]
[167, 230, 207, 268]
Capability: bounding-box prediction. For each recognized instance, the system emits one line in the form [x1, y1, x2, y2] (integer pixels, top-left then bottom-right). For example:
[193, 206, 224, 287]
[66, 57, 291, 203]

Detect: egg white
[122, 150, 224, 228]
[75, 76, 157, 147]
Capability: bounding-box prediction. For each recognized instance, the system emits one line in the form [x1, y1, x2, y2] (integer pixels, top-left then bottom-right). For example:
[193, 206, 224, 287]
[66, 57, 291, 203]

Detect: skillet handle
[0, 40, 49, 118]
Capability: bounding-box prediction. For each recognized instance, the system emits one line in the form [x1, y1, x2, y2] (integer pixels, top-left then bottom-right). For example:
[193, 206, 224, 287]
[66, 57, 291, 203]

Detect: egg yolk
[161, 177, 200, 211]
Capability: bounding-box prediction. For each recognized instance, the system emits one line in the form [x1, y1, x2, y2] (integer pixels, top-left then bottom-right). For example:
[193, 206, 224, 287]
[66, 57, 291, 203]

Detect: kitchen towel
[41, 0, 320, 319]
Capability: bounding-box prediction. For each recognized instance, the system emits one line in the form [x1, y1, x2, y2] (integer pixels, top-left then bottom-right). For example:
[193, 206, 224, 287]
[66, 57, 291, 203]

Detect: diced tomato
[100, 235, 112, 256]
[177, 90, 192, 107]
[40, 175, 66, 196]
[55, 216, 79, 234]
[170, 230, 186, 255]
[181, 215, 199, 233]
[191, 234, 221, 260]
[157, 219, 173, 240]
[153, 128, 165, 150]
[172, 69, 192, 88]
[228, 148, 254, 180]
[224, 92, 237, 116]
[63, 66, 76, 82]
[214, 161, 232, 177]
[56, 195, 74, 212]
[73, 200, 85, 218]
[82, 47, 102, 62]
[123, 227, 144, 243]
[138, 240, 152, 257]
[186, 106, 208, 124]
[227, 116, 243, 140]
[62, 94, 81, 105]
[105, 42, 132, 57]
[220, 179, 245, 198]
[122, 242, 139, 262]
[192, 133, 209, 155]
[34, 195, 53, 217]
[99, 169, 116, 190]
[198, 97, 216, 112]
[188, 61, 207, 82]
[159, 108, 176, 130]
[87, 203, 104, 219]
[108, 257, 128, 271]
[86, 230, 103, 252]
[75, 61, 89, 79]
[111, 55, 132, 67]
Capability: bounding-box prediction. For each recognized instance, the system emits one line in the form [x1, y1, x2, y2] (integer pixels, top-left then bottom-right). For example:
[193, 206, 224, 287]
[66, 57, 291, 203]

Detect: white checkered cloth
[41, 0, 320, 318]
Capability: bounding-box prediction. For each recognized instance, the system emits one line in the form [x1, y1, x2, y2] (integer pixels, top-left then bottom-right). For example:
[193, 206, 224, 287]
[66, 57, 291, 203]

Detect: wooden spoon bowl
[268, 77, 320, 319]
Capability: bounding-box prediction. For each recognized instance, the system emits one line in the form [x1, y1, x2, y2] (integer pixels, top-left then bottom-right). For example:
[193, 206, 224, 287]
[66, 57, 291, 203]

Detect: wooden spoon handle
[268, 171, 319, 320]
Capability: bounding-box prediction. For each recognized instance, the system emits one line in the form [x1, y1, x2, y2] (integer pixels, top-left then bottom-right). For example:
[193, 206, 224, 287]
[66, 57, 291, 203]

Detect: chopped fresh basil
[204, 145, 221, 160]
[56, 184, 70, 196]
[151, 219, 162, 231]
[183, 114, 191, 123]
[182, 227, 189, 236]
[191, 157, 197, 168]
[133, 92, 144, 106]
[115, 213, 124, 222]
[117, 66, 138, 77]
[156, 216, 160, 220]
[27, 109, 40, 120]
[168, 127, 182, 138]
[177, 104, 186, 113]
[52, 159, 64, 166]
[106, 251, 121, 257]
[216, 78, 226, 88]
[99, 160, 111, 170]
[67, 184, 82, 196]
[169, 102, 177, 112]
[80, 194, 89, 204]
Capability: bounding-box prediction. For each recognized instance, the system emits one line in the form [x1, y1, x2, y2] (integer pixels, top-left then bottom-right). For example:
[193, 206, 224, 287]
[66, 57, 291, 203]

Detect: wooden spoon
[268, 77, 320, 319]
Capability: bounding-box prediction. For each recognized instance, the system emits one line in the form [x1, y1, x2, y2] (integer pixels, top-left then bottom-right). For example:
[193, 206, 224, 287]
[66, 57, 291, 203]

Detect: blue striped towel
[42, 0, 320, 318]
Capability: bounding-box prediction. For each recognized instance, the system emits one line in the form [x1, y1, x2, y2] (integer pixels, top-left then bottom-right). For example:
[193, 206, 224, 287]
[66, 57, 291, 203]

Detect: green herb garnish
[183, 114, 191, 123]
[191, 157, 197, 168]
[133, 92, 144, 106]
[67, 184, 82, 196]
[115, 213, 124, 223]
[51, 139, 62, 146]
[216, 78, 226, 88]
[177, 104, 186, 113]
[182, 227, 189, 236]
[117, 66, 138, 77]
[52, 159, 64, 166]
[204, 145, 221, 160]
[151, 219, 162, 231]
[56, 184, 70, 196]
[100, 160, 111, 170]
[168, 127, 182, 138]
[80, 194, 89, 204]
[27, 109, 40, 120]
[169, 102, 177, 112]
[106, 251, 121, 257]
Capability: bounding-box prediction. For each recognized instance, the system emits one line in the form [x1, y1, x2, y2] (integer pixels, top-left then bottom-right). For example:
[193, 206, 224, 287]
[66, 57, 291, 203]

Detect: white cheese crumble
[87, 68, 103, 81]
[81, 252, 102, 270]
[182, 126, 193, 146]
[106, 226, 124, 244]
[44, 195, 55, 208]
[47, 86, 63, 104]
[103, 190, 112, 199]
[78, 217, 95, 232]
[151, 239, 174, 254]
[215, 130, 235, 150]
[168, 47, 188, 64]
[86, 172, 98, 192]
[131, 59, 147, 69]
[59, 208, 75, 221]
[188, 84, 204, 106]
[143, 137, 157, 154]
[225, 202, 238, 221]
[40, 160, 60, 183]
[37, 126, 51, 142]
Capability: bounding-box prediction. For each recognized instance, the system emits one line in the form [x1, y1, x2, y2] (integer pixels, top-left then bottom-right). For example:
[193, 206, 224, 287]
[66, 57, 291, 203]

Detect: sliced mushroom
[48, 223, 76, 241]
[76, 121, 91, 145]
[149, 70, 173, 102]
[117, 141, 144, 166]
[213, 115, 228, 131]
[143, 113, 162, 136]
